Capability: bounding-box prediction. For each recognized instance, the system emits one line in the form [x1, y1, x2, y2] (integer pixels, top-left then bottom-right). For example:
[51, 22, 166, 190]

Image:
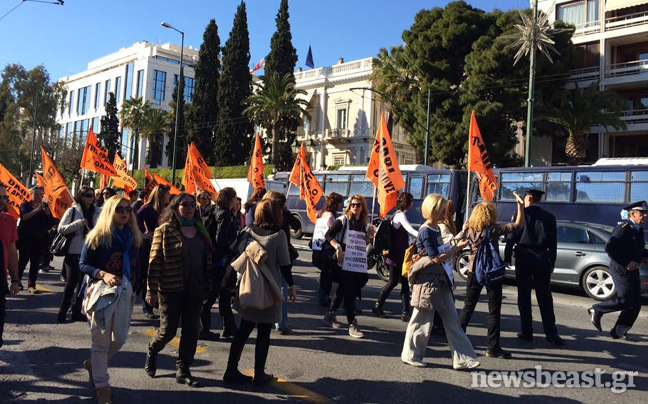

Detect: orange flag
[144, 166, 158, 196]
[111, 154, 138, 193]
[153, 174, 181, 195]
[99, 174, 109, 191]
[290, 142, 323, 224]
[186, 143, 218, 197]
[365, 113, 405, 217]
[468, 111, 497, 202]
[41, 146, 73, 219]
[289, 143, 302, 187]
[247, 133, 265, 190]
[0, 163, 30, 219]
[181, 152, 197, 195]
[35, 172, 45, 187]
[80, 128, 117, 176]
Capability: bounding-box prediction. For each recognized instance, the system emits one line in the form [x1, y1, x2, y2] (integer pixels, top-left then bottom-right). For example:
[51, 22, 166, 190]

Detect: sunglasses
[83, 193, 95, 198]
[350, 203, 362, 208]
[198, 195, 210, 200]
[115, 206, 133, 214]
[179, 201, 196, 208]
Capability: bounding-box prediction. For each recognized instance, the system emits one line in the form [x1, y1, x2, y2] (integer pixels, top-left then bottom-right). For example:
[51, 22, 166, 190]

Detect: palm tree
[540, 81, 627, 165]
[243, 73, 310, 168]
[120, 97, 151, 172]
[140, 108, 170, 168]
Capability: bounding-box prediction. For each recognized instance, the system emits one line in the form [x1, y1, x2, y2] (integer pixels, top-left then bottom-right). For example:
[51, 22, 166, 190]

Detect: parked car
[454, 221, 648, 301]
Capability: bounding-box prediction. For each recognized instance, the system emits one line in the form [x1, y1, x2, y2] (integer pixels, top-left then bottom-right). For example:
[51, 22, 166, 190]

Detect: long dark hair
[159, 192, 198, 228]
[323, 193, 343, 214]
[75, 186, 95, 205]
[396, 192, 413, 211]
[244, 187, 267, 211]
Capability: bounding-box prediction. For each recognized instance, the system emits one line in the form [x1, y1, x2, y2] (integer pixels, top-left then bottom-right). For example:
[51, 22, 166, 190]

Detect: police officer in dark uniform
[505, 189, 563, 345]
[588, 201, 648, 341]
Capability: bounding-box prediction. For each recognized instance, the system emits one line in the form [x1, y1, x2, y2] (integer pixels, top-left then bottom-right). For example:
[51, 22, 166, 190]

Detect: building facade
[535, 0, 648, 164]
[56, 41, 198, 169]
[293, 57, 418, 169]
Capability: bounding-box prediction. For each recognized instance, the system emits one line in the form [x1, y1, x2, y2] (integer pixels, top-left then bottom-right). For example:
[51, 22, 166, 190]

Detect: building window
[104, 79, 111, 105]
[94, 83, 101, 110]
[65, 122, 71, 143]
[336, 108, 347, 130]
[557, 0, 599, 28]
[304, 115, 311, 131]
[77, 86, 90, 116]
[124, 63, 133, 101]
[115, 76, 122, 104]
[574, 42, 600, 69]
[174, 75, 195, 102]
[80, 119, 90, 145]
[122, 127, 129, 157]
[69, 91, 74, 117]
[136, 69, 144, 98]
[152, 70, 166, 104]
[333, 153, 347, 166]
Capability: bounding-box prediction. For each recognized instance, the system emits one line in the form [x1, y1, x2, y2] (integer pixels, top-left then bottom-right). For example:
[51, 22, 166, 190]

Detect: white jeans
[90, 287, 134, 388]
[401, 282, 477, 367]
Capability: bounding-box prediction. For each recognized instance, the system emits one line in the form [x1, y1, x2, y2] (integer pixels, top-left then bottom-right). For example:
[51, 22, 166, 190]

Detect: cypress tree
[166, 67, 186, 169]
[213, 1, 253, 166]
[265, 0, 299, 171]
[99, 92, 121, 161]
[185, 19, 220, 165]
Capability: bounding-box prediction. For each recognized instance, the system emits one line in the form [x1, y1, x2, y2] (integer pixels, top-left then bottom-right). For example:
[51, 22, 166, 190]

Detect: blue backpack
[474, 227, 506, 286]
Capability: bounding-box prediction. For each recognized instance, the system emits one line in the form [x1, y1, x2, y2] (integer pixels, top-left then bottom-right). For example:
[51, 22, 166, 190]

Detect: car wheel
[582, 266, 616, 301]
[454, 250, 470, 281]
[290, 213, 303, 239]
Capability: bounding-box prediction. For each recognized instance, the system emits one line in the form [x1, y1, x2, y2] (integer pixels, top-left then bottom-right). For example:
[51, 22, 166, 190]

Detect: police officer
[505, 189, 563, 345]
[588, 201, 647, 341]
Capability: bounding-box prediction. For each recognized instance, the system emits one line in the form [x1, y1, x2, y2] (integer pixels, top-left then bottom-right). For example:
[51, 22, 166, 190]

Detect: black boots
[144, 350, 157, 378]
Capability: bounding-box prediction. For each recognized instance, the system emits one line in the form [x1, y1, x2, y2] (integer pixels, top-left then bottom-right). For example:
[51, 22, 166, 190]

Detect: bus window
[324, 174, 349, 195]
[500, 173, 543, 200]
[408, 176, 424, 199]
[349, 175, 374, 197]
[630, 171, 648, 202]
[546, 172, 572, 202]
[575, 171, 625, 203]
[426, 174, 450, 198]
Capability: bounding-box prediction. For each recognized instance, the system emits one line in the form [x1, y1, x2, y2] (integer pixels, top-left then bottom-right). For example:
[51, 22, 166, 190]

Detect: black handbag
[49, 208, 76, 257]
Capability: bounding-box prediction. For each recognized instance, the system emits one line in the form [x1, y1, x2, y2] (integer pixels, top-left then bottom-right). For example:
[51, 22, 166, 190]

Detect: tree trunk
[131, 130, 139, 175]
[566, 131, 587, 165]
[271, 121, 280, 171]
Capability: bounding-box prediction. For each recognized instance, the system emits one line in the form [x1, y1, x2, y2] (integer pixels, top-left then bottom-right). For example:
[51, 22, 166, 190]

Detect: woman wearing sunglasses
[56, 186, 101, 323]
[196, 190, 213, 220]
[323, 195, 375, 338]
[79, 195, 142, 404]
[145, 193, 214, 388]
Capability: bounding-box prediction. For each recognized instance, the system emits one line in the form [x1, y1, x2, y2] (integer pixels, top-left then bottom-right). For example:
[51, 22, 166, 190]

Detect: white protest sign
[311, 216, 329, 251]
[342, 230, 368, 273]
[438, 243, 455, 285]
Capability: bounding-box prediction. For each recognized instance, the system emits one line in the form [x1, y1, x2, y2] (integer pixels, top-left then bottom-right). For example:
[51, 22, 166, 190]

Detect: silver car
[454, 221, 648, 301]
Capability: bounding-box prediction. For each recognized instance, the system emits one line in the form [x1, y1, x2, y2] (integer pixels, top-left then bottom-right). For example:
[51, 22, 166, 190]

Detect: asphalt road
[1, 241, 647, 404]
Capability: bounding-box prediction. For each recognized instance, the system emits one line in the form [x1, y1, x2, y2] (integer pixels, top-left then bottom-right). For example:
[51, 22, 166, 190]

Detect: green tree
[243, 74, 310, 169]
[140, 108, 169, 168]
[99, 92, 121, 162]
[120, 96, 152, 171]
[540, 81, 626, 165]
[165, 69, 187, 169]
[213, 1, 253, 166]
[185, 19, 221, 164]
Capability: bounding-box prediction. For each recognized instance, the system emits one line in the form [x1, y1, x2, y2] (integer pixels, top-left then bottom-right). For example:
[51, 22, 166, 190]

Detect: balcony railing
[567, 66, 600, 83]
[620, 108, 648, 125]
[571, 21, 601, 37]
[605, 59, 648, 78]
[606, 10, 648, 31]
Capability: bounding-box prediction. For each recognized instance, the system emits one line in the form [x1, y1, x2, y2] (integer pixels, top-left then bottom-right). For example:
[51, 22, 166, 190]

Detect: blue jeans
[274, 277, 289, 330]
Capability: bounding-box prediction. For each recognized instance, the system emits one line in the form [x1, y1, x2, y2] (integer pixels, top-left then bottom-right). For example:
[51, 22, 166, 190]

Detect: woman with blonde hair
[80, 195, 142, 404]
[401, 194, 477, 370]
[455, 193, 524, 359]
[323, 195, 374, 338]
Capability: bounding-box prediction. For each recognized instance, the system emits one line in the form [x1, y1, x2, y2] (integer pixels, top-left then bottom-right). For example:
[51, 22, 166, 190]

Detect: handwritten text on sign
[342, 230, 368, 273]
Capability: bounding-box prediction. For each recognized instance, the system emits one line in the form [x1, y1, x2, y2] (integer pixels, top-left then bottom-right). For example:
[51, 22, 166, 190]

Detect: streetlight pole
[28, 84, 40, 187]
[424, 88, 431, 166]
[161, 21, 184, 185]
[524, 0, 539, 168]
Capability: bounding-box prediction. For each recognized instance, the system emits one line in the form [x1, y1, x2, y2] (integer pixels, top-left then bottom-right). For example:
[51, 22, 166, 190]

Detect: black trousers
[226, 318, 272, 375]
[59, 254, 83, 316]
[18, 235, 46, 288]
[459, 271, 503, 350]
[515, 251, 558, 338]
[312, 250, 334, 297]
[593, 269, 641, 335]
[375, 264, 410, 314]
[0, 279, 8, 347]
[201, 266, 236, 332]
[330, 270, 368, 324]
[149, 291, 203, 370]
[139, 241, 154, 313]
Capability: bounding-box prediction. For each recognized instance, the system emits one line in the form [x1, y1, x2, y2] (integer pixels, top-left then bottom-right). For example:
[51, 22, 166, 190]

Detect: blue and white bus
[277, 165, 467, 238]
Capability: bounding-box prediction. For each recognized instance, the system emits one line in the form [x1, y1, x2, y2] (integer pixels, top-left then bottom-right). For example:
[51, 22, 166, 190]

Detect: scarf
[175, 213, 215, 254]
[113, 226, 134, 281]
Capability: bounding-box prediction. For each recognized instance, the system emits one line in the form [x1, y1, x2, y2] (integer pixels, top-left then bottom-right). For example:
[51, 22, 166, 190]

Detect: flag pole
[286, 182, 293, 199]
[370, 184, 377, 223]
[465, 171, 471, 224]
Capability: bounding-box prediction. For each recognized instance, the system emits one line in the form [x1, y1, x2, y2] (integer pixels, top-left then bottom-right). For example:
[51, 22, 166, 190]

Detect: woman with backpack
[373, 192, 417, 322]
[311, 193, 344, 307]
[455, 192, 524, 359]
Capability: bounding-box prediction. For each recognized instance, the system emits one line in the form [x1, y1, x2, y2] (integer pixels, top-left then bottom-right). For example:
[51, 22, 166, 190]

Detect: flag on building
[366, 113, 405, 218]
[247, 133, 265, 190]
[153, 174, 181, 195]
[111, 154, 137, 193]
[290, 142, 323, 224]
[251, 58, 265, 73]
[305, 45, 314, 69]
[185, 142, 218, 197]
[80, 128, 117, 176]
[40, 146, 73, 219]
[468, 110, 497, 202]
[0, 163, 30, 219]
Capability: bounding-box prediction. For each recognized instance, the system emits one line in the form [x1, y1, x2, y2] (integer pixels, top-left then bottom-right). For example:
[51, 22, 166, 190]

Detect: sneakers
[588, 307, 602, 332]
[348, 319, 364, 339]
[324, 312, 342, 329]
[454, 360, 480, 371]
[402, 358, 427, 368]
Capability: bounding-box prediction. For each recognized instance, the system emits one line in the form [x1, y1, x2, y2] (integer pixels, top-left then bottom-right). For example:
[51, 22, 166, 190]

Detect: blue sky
[0, 0, 529, 81]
